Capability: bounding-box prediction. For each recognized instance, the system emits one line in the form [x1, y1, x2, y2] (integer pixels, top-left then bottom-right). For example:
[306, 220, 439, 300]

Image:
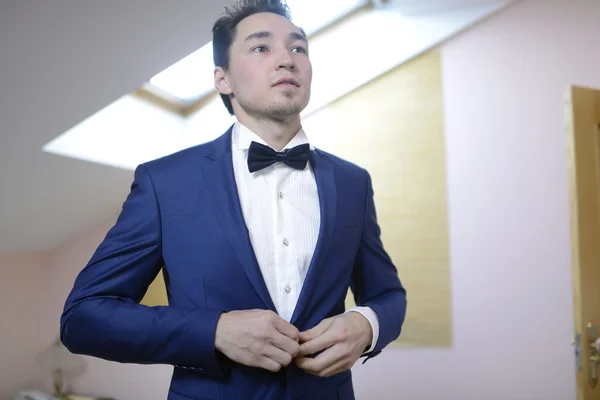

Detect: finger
[271, 331, 301, 357]
[257, 355, 283, 372]
[298, 328, 338, 356]
[299, 318, 332, 343]
[294, 356, 319, 374]
[263, 344, 293, 367]
[273, 317, 300, 342]
[295, 345, 342, 375]
[295, 355, 332, 376]
[296, 354, 349, 378]
[317, 358, 352, 378]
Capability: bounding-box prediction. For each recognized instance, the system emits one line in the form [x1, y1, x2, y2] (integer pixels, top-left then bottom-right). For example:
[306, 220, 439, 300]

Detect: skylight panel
[148, 0, 369, 103]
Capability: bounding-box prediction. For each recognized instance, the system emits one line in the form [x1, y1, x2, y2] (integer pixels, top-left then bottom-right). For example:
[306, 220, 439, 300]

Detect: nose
[275, 49, 295, 70]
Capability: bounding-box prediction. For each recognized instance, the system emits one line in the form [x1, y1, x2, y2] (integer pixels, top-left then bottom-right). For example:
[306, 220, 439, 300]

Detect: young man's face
[215, 12, 312, 120]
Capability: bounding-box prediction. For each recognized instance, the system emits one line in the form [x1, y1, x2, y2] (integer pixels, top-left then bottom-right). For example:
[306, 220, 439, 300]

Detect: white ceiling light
[181, 1, 510, 144]
[44, 1, 509, 170]
[148, 0, 369, 103]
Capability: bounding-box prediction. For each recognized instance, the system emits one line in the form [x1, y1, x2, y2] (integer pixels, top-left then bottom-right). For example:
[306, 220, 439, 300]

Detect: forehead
[234, 12, 303, 42]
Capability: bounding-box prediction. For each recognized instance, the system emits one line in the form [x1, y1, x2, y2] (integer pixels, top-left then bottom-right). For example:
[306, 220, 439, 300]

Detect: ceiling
[0, 0, 509, 254]
[0, 0, 232, 253]
[391, 0, 508, 15]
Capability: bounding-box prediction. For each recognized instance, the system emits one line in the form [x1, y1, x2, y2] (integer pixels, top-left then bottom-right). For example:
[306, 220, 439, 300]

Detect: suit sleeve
[60, 163, 228, 379]
[350, 170, 407, 362]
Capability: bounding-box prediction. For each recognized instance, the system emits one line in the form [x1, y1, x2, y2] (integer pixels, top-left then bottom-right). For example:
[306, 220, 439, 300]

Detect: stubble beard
[239, 90, 307, 123]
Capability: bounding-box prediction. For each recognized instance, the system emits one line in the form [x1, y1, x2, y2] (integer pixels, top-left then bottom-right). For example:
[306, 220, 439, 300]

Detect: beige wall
[306, 49, 452, 347]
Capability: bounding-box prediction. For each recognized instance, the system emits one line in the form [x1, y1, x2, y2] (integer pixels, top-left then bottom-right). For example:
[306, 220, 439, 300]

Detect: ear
[214, 67, 233, 95]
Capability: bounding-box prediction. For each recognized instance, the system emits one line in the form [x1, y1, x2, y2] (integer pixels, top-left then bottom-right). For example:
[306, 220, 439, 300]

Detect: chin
[266, 100, 307, 116]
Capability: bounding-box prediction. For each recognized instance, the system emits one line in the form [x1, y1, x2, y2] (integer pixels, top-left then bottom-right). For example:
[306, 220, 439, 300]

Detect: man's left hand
[294, 312, 372, 377]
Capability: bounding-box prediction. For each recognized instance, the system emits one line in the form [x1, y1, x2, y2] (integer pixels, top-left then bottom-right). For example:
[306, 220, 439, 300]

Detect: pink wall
[0, 253, 46, 398]
[38, 218, 173, 399]
[4, 0, 598, 399]
[353, 0, 598, 398]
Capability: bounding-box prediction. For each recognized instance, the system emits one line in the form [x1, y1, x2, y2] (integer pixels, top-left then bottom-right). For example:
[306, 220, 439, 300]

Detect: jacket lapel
[201, 126, 277, 312]
[291, 150, 337, 324]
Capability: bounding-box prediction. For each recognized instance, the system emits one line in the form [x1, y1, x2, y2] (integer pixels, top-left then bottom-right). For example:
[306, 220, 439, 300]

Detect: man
[60, 1, 407, 399]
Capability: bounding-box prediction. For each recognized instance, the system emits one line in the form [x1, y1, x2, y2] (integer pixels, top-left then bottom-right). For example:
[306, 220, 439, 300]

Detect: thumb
[300, 317, 333, 342]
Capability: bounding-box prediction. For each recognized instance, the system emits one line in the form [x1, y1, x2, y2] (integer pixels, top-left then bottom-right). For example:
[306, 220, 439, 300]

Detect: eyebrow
[244, 31, 308, 43]
[289, 32, 308, 43]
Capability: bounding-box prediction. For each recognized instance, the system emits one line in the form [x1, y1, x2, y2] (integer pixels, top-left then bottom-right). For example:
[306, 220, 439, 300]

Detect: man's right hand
[214, 310, 300, 372]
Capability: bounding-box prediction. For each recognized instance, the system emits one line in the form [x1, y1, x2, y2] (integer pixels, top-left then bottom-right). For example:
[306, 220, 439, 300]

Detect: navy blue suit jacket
[60, 126, 407, 400]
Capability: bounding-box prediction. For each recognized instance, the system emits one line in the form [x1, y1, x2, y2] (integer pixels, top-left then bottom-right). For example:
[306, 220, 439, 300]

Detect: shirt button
[279, 192, 284, 199]
[283, 238, 289, 246]
[284, 285, 291, 294]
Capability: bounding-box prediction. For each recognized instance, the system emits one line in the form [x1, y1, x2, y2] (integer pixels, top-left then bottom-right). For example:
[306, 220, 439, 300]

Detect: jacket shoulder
[143, 142, 213, 172]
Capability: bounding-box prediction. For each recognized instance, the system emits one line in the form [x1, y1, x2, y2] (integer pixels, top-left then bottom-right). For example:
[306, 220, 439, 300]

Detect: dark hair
[212, 0, 303, 115]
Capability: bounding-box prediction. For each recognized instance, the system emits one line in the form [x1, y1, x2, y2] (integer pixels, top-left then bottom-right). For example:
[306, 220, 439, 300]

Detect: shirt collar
[233, 121, 314, 152]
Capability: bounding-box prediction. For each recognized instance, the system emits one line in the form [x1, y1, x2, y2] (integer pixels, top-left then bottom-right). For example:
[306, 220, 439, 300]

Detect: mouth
[273, 78, 300, 87]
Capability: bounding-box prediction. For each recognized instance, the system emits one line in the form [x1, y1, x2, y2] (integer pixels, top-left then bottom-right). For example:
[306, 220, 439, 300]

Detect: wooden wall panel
[305, 48, 451, 347]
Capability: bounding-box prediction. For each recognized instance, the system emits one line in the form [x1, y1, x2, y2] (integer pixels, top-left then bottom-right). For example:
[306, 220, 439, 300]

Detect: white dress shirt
[230, 122, 379, 352]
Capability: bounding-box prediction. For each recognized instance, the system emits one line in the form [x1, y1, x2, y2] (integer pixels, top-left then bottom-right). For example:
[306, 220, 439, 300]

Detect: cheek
[303, 65, 312, 93]
[238, 67, 256, 83]
[301, 60, 313, 83]
[232, 64, 265, 94]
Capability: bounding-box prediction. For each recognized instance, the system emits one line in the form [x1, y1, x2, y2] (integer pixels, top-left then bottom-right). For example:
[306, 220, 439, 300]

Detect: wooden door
[565, 85, 600, 400]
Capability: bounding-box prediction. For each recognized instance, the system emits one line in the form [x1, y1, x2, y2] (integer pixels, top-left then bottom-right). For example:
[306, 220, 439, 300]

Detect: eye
[252, 45, 268, 53]
[291, 46, 307, 54]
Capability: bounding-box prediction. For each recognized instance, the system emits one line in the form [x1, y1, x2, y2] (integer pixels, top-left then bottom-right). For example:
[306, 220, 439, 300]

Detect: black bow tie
[247, 141, 311, 173]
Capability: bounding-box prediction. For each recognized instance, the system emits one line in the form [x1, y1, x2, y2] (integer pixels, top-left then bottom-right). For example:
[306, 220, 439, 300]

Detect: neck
[236, 113, 302, 151]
